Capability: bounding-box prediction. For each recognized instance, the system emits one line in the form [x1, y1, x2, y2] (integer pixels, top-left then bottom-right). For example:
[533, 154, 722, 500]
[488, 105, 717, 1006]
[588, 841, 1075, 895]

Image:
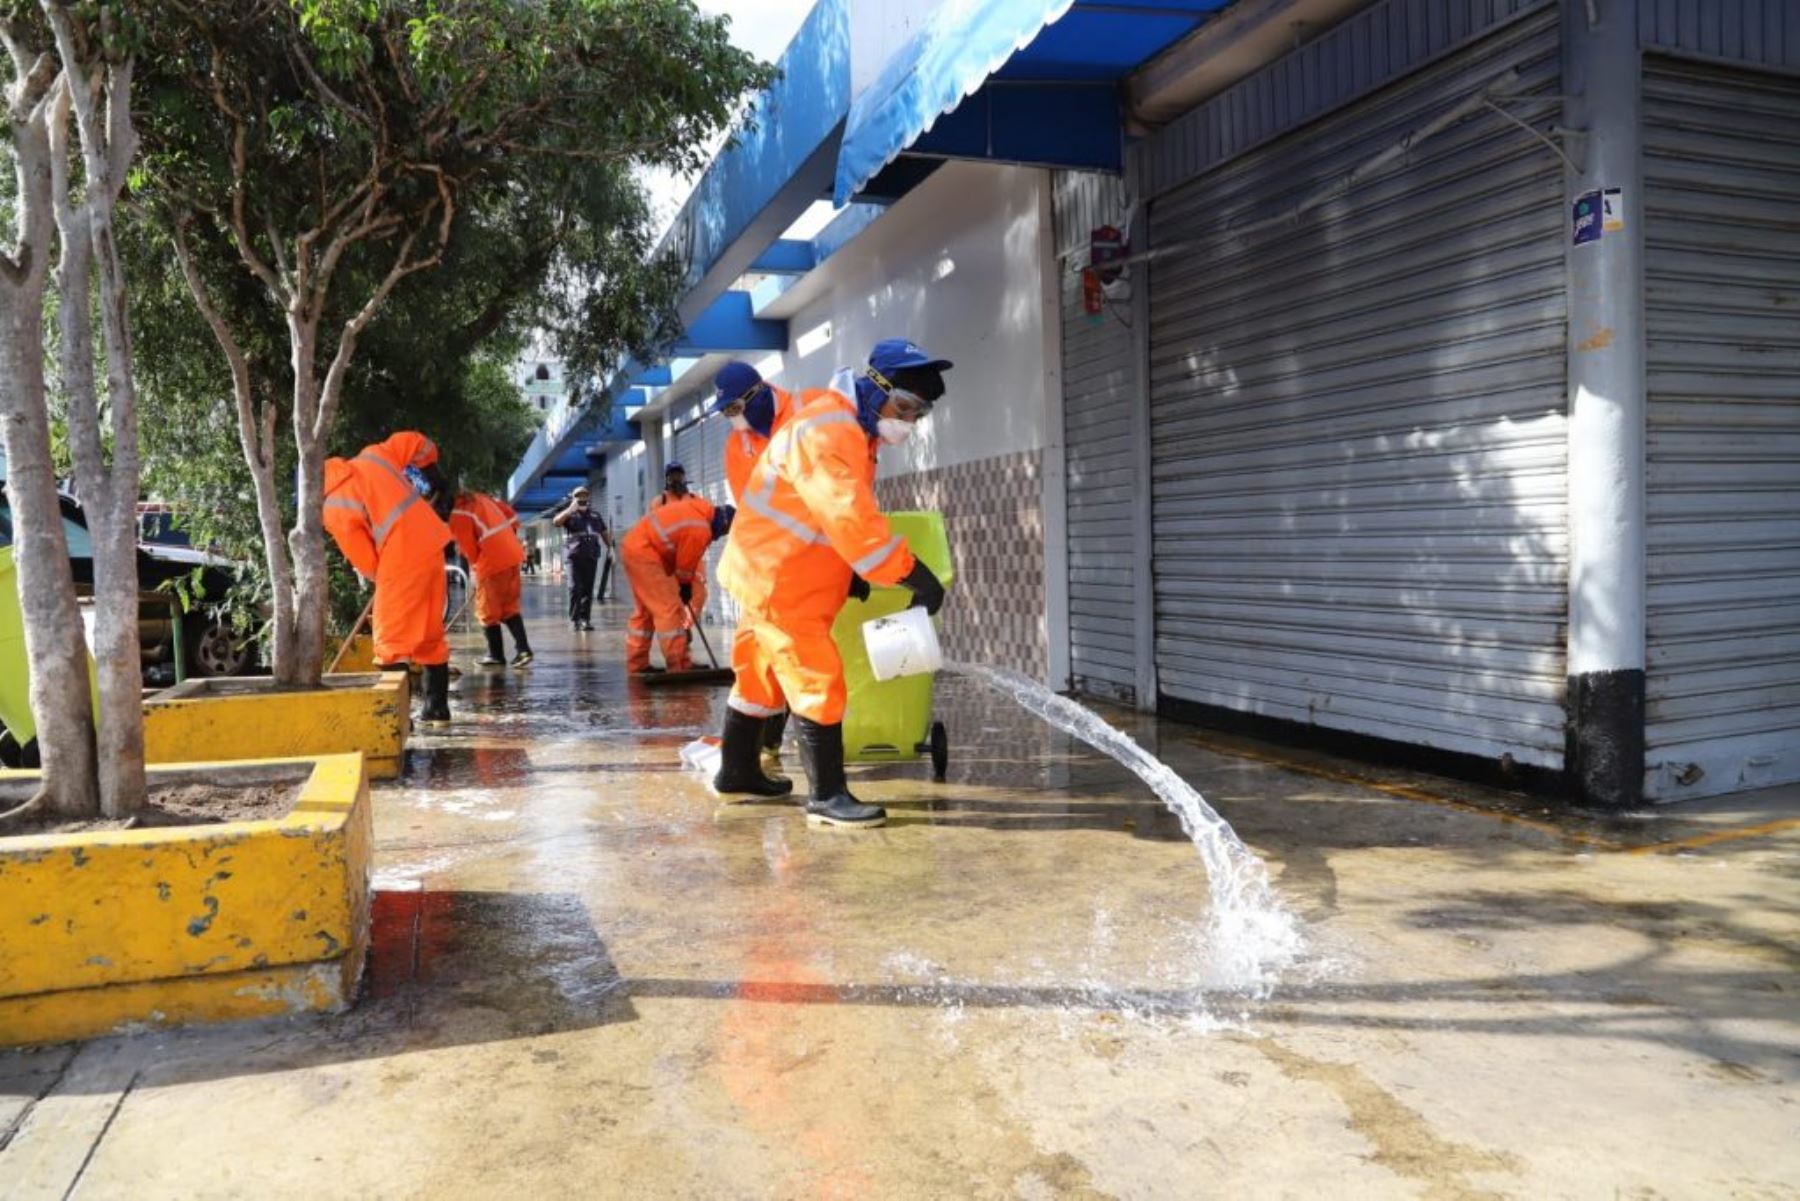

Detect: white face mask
[729, 414, 751, 432]
[877, 417, 914, 446]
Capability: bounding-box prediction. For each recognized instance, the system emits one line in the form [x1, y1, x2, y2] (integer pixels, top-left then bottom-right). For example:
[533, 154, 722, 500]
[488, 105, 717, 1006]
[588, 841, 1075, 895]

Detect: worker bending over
[450, 490, 534, 669]
[714, 339, 949, 828]
[653, 460, 693, 509]
[620, 476, 723, 674]
[713, 362, 797, 763]
[324, 431, 457, 726]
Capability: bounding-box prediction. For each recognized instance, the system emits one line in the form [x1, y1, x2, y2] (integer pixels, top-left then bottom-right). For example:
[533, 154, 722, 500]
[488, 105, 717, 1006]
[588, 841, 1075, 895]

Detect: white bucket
[862, 607, 942, 682]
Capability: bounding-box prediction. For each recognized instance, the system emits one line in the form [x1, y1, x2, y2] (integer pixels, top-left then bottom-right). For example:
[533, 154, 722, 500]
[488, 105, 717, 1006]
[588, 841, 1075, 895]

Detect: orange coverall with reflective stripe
[717, 388, 915, 724]
[621, 494, 716, 672]
[449, 493, 526, 627]
[722, 385, 797, 504]
[323, 431, 453, 667]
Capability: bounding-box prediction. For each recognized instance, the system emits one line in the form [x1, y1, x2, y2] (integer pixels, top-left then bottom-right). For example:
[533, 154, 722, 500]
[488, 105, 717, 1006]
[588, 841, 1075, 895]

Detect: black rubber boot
[420, 664, 452, 727]
[761, 709, 788, 755]
[477, 626, 506, 667]
[711, 708, 793, 798]
[793, 716, 885, 828]
[504, 615, 533, 667]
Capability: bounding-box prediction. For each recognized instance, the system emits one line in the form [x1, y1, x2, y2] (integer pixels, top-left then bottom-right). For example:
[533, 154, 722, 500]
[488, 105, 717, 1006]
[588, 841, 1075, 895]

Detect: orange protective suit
[621, 494, 716, 672]
[718, 388, 915, 724]
[449, 492, 526, 627]
[323, 432, 453, 667]
[722, 385, 797, 503]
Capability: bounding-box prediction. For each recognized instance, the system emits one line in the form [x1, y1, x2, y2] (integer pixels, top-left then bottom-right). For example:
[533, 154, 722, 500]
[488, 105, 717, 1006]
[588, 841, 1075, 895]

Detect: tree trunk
[170, 221, 300, 689]
[287, 321, 328, 689]
[0, 84, 100, 822]
[52, 61, 146, 819]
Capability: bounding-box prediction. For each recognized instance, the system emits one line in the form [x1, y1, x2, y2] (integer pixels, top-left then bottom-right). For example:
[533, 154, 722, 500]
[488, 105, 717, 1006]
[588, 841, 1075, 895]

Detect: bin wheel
[929, 721, 948, 782]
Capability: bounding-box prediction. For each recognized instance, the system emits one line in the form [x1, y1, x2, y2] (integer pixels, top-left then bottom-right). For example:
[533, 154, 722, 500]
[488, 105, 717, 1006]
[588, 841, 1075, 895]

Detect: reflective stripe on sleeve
[851, 536, 904, 576]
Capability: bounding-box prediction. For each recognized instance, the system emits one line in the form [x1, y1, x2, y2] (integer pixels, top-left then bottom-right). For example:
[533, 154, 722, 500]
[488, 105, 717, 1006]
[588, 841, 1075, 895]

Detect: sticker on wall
[1572, 191, 1603, 246]
[1602, 187, 1626, 233]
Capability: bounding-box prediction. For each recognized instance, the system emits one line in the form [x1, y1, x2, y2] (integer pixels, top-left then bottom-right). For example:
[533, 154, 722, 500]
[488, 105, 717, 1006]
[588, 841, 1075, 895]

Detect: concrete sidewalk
[3, 580, 1796, 1199]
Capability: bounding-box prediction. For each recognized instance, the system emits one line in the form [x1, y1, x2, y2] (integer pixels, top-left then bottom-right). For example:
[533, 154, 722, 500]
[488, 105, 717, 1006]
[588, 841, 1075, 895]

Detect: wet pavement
[3, 580, 1797, 1199]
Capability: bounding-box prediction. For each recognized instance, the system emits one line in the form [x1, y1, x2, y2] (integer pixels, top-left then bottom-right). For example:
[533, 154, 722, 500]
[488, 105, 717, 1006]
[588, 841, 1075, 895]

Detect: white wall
[760, 161, 1053, 477]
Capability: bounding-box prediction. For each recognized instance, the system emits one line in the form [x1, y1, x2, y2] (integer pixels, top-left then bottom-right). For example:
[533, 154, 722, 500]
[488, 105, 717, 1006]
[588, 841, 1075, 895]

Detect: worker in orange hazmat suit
[449, 490, 533, 669]
[713, 339, 950, 828]
[323, 431, 456, 725]
[620, 479, 717, 674]
[711, 361, 799, 765]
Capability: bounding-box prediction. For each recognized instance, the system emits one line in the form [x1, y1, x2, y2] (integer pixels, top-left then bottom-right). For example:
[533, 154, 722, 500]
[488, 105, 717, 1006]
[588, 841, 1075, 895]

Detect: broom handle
[328, 594, 376, 674]
[685, 600, 722, 671]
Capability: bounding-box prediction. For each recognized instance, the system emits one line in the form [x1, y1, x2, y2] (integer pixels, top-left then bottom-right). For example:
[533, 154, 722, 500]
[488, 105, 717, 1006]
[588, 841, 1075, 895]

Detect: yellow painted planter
[144, 671, 409, 780]
[324, 634, 378, 674]
[0, 754, 372, 1048]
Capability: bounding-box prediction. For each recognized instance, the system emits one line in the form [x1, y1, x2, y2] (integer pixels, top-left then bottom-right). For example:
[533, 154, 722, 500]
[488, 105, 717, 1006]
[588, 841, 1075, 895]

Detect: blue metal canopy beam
[661, 0, 851, 325]
[750, 239, 818, 275]
[673, 292, 789, 355]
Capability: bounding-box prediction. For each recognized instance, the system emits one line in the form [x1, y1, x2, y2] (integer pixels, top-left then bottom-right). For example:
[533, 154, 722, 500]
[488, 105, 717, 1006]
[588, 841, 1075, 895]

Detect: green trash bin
[0, 547, 100, 754]
[832, 511, 955, 777]
[0, 548, 32, 746]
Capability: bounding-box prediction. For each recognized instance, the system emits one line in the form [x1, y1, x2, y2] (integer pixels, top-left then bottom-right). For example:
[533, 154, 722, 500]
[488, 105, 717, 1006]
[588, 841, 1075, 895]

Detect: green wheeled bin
[0, 547, 100, 761]
[832, 511, 955, 779]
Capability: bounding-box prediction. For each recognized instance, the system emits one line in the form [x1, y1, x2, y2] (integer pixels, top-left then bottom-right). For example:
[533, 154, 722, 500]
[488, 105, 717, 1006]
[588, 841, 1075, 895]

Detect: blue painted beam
[658, 0, 851, 326]
[633, 365, 672, 387]
[750, 239, 818, 275]
[673, 291, 789, 355]
[813, 203, 886, 261]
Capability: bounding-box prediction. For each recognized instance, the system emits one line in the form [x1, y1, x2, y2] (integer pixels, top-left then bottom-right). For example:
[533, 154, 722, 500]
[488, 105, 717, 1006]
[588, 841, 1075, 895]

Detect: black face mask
[667, 479, 688, 497]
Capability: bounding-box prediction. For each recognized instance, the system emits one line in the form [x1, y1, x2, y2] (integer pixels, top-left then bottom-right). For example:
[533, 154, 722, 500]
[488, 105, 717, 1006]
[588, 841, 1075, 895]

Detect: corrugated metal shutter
[1145, 9, 1569, 766]
[1055, 170, 1140, 704]
[1643, 57, 1800, 799]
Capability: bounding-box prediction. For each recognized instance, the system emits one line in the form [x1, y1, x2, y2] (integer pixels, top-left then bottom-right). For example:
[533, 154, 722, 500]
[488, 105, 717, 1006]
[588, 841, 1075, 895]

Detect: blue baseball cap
[868, 338, 953, 376]
[665, 460, 685, 475]
[712, 361, 764, 414]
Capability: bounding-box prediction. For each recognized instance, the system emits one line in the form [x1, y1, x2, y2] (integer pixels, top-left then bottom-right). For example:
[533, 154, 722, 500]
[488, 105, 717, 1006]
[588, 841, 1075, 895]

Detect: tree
[0, 13, 94, 821]
[139, 0, 768, 689]
[0, 3, 144, 822]
[129, 138, 689, 652]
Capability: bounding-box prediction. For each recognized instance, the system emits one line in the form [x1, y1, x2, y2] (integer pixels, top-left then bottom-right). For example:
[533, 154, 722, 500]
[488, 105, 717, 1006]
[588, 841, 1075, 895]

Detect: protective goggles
[866, 367, 934, 420]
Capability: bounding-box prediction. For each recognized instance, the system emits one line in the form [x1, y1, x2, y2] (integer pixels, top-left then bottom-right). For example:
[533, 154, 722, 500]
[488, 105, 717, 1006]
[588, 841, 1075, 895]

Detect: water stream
[949, 662, 1302, 998]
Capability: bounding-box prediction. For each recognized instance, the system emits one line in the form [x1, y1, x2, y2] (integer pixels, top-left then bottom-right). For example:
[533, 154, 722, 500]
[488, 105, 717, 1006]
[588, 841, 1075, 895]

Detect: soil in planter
[6, 780, 300, 836]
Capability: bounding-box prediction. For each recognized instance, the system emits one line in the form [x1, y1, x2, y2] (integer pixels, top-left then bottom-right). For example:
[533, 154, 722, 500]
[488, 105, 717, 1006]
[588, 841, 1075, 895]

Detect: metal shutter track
[1056, 170, 1141, 703]
[1146, 9, 1568, 765]
[1643, 57, 1800, 799]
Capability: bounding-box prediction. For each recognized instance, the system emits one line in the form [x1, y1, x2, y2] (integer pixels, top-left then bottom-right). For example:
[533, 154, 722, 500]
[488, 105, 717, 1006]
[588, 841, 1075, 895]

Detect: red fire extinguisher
[1084, 224, 1128, 317]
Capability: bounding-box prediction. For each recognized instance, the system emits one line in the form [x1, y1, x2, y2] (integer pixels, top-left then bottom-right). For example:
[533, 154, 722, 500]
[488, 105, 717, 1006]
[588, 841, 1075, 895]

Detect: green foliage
[124, 0, 770, 654]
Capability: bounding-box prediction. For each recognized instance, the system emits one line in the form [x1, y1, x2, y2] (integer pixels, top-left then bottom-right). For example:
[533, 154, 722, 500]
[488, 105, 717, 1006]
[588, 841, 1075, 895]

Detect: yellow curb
[0, 754, 372, 1047]
[145, 671, 409, 780]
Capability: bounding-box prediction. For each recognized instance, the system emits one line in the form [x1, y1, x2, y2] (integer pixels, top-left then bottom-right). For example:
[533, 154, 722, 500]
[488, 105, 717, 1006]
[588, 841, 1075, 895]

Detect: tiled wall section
[876, 449, 1048, 679]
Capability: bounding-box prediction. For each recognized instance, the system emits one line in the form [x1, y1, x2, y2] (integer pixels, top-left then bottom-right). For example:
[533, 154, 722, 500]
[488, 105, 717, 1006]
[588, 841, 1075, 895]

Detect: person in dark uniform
[551, 485, 613, 631]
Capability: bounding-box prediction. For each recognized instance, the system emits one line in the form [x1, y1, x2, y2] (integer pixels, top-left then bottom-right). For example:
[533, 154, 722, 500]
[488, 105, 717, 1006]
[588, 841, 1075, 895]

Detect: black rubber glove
[900, 559, 944, 616]
[847, 574, 871, 602]
[678, 582, 693, 604]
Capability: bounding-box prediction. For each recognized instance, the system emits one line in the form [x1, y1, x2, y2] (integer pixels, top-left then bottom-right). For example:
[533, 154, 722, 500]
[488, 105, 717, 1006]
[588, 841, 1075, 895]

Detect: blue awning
[836, 0, 1075, 203]
[834, 0, 1230, 203]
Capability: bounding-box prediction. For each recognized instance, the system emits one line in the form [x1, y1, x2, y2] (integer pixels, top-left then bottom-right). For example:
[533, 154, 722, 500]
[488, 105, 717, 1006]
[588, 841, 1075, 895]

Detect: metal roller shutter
[1145, 8, 1568, 766]
[1056, 170, 1140, 704]
[1643, 57, 1800, 799]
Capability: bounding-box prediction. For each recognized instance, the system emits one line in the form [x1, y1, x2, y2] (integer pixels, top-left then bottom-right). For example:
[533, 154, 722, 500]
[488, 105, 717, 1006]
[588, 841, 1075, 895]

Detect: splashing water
[949, 662, 1302, 997]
